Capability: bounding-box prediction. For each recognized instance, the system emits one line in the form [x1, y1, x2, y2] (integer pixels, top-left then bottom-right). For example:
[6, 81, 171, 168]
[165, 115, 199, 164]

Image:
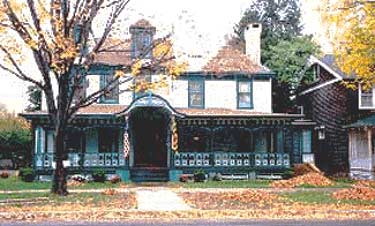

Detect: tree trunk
[51, 130, 68, 195]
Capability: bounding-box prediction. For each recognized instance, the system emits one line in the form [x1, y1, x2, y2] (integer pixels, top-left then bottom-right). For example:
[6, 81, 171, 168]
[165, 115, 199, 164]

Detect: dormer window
[132, 32, 152, 59]
[129, 19, 156, 59]
[359, 85, 375, 109]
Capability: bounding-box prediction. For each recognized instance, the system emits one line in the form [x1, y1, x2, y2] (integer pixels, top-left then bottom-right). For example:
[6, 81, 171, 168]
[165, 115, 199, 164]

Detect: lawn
[0, 176, 355, 191]
[0, 176, 124, 191]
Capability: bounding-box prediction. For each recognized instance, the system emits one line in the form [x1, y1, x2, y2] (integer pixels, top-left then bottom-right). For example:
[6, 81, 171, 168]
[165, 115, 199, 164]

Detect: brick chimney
[244, 23, 262, 65]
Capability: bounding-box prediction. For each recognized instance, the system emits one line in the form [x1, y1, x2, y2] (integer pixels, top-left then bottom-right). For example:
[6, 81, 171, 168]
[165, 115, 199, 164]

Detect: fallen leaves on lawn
[180, 190, 278, 210]
[332, 180, 375, 201]
[67, 180, 85, 187]
[102, 188, 116, 196]
[271, 173, 333, 188]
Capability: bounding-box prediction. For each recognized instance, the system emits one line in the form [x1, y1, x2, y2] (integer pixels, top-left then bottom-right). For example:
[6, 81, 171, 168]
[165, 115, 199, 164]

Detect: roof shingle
[202, 46, 270, 75]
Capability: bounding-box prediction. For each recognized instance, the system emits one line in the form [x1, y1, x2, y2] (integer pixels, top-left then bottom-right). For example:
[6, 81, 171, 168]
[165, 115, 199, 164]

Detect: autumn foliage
[333, 180, 375, 202]
[271, 173, 333, 188]
[320, 0, 375, 89]
[181, 190, 278, 210]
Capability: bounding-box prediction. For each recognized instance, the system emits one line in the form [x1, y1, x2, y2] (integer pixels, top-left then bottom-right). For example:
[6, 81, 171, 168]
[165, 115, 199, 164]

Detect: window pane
[239, 82, 250, 93]
[238, 93, 251, 108]
[361, 88, 373, 107]
[189, 80, 203, 108]
[189, 81, 202, 91]
[190, 93, 202, 107]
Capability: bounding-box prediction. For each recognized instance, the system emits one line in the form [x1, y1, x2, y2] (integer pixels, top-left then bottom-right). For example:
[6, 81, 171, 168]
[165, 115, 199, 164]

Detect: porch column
[368, 128, 373, 174]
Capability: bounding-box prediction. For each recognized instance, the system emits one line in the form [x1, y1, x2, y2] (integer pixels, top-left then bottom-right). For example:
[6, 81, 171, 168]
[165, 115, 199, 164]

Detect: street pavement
[1, 219, 375, 226]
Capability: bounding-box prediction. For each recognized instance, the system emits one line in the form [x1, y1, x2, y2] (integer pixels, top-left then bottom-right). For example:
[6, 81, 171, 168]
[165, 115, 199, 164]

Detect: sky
[0, 0, 324, 113]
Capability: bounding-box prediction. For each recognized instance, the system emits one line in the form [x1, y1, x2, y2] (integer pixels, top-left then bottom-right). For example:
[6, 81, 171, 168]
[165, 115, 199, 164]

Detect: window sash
[237, 80, 252, 109]
[188, 79, 204, 108]
[100, 75, 119, 103]
[360, 86, 374, 108]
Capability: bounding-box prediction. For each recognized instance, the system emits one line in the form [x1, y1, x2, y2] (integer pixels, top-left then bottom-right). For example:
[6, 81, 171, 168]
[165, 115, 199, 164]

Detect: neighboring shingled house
[21, 20, 315, 182]
[297, 54, 374, 175]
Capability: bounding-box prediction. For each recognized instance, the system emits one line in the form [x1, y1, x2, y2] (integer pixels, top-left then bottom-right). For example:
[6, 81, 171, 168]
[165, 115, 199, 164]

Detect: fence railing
[34, 152, 126, 169]
[173, 152, 290, 167]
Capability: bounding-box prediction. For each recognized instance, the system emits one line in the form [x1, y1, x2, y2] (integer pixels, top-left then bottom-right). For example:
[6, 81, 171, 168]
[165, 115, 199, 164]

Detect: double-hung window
[359, 85, 375, 109]
[188, 78, 204, 108]
[237, 80, 253, 109]
[100, 74, 119, 104]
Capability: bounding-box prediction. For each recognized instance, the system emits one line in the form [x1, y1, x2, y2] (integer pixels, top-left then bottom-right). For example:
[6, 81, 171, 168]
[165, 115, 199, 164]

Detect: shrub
[0, 171, 9, 179]
[92, 168, 106, 183]
[194, 170, 206, 182]
[19, 167, 34, 182]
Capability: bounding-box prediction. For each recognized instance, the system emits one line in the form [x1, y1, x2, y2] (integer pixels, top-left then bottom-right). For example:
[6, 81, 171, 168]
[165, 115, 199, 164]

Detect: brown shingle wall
[298, 69, 358, 173]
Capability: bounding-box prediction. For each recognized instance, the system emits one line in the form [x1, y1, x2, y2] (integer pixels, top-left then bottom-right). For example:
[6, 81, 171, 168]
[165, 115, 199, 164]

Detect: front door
[130, 107, 169, 167]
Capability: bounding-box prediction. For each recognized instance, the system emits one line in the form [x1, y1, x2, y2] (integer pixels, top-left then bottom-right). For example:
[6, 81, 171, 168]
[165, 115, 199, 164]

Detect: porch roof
[345, 114, 375, 128]
[20, 104, 304, 119]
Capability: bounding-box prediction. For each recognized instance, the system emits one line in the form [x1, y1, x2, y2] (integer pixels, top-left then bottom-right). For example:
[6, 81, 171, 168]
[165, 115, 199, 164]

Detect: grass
[177, 180, 271, 188]
[283, 190, 375, 206]
[0, 175, 355, 191]
[0, 176, 125, 191]
[0, 191, 136, 207]
[0, 176, 51, 191]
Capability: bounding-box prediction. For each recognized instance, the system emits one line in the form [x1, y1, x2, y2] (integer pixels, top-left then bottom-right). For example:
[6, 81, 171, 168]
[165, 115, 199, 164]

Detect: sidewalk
[136, 188, 191, 211]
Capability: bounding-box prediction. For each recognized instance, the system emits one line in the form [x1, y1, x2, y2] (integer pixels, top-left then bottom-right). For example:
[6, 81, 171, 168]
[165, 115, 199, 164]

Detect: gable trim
[299, 56, 343, 96]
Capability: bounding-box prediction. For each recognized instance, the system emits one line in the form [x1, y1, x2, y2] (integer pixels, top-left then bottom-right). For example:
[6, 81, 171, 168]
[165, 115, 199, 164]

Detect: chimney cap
[246, 23, 262, 30]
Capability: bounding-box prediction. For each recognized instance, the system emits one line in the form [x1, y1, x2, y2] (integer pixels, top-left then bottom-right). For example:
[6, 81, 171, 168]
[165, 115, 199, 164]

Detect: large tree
[233, 0, 320, 112]
[320, 0, 375, 90]
[25, 85, 42, 112]
[0, 0, 184, 195]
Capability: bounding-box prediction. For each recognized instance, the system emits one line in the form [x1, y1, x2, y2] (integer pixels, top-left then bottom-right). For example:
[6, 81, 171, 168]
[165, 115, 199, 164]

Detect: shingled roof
[130, 19, 155, 29]
[93, 38, 132, 66]
[202, 46, 271, 75]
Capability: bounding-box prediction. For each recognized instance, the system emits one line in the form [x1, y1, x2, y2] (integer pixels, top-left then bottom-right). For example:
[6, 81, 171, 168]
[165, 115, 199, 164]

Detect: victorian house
[21, 20, 314, 181]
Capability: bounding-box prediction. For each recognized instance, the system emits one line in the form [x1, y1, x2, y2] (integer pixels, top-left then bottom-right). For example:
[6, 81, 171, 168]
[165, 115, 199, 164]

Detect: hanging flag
[171, 116, 178, 152]
[123, 130, 130, 158]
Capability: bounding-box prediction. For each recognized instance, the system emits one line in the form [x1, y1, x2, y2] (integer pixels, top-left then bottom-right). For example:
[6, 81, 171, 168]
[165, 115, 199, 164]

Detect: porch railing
[34, 152, 127, 169]
[173, 152, 290, 167]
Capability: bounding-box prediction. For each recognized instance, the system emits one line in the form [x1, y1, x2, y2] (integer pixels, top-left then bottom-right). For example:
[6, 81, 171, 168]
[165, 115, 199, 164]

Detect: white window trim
[359, 84, 375, 109]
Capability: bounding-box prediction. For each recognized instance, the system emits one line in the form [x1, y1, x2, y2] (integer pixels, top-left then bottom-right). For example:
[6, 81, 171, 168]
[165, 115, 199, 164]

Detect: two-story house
[298, 54, 375, 179]
[21, 20, 314, 182]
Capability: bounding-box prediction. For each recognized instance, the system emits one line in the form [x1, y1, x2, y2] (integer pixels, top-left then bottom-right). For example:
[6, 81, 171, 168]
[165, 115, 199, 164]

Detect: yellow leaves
[131, 60, 142, 76]
[153, 41, 172, 59]
[321, 0, 375, 87]
[114, 70, 125, 78]
[166, 61, 188, 78]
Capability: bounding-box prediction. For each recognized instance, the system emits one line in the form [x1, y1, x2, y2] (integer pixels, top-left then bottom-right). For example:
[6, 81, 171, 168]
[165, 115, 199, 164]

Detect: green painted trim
[99, 74, 119, 104]
[236, 78, 254, 110]
[169, 170, 183, 182]
[179, 72, 274, 80]
[188, 77, 205, 109]
[116, 169, 130, 182]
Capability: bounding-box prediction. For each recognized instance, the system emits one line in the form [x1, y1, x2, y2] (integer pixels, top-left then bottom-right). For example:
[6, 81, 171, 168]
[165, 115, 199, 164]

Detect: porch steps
[130, 167, 169, 182]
